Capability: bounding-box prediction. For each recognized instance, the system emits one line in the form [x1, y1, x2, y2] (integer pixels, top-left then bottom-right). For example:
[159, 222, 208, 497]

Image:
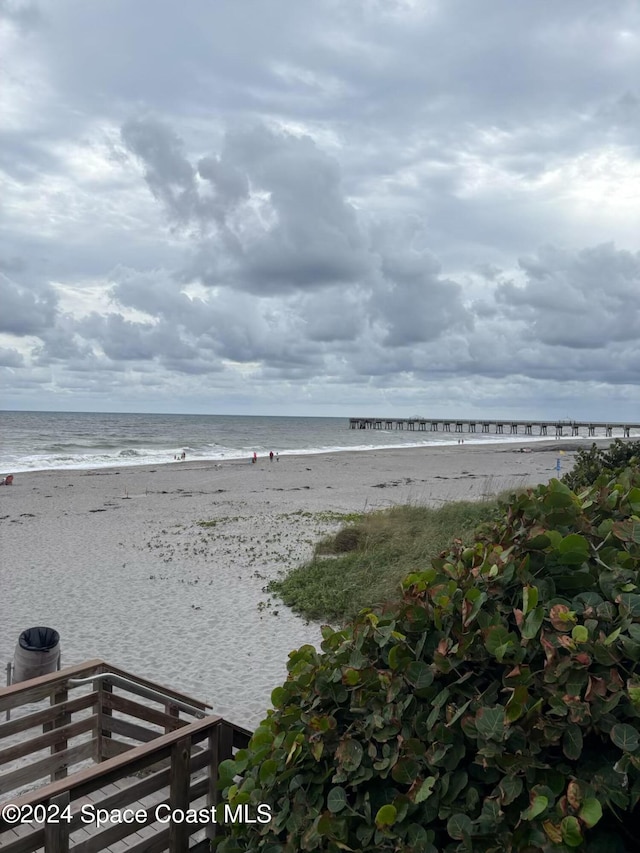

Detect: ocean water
[1, 410, 636, 474]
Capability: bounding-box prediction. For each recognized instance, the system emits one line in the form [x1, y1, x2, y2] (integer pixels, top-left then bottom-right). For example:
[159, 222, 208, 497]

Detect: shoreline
[2, 433, 615, 480]
[1, 432, 627, 478]
[0, 439, 590, 728]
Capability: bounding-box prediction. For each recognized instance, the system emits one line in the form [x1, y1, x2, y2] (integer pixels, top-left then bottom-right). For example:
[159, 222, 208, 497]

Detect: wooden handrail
[1, 714, 224, 810]
[0, 660, 104, 713]
[0, 659, 212, 715]
[95, 660, 212, 711]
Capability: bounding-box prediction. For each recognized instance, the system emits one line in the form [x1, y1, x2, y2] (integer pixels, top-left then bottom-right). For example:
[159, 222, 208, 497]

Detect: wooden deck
[2, 768, 211, 852]
[0, 660, 252, 852]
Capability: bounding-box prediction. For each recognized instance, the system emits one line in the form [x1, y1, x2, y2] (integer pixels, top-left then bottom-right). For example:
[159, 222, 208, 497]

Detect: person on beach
[253, 452, 257, 464]
[181, 451, 186, 460]
[269, 451, 274, 462]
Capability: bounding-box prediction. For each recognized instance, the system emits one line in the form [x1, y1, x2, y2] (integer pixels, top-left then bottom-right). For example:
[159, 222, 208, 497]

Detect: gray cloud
[0, 272, 58, 336]
[123, 120, 370, 294]
[0, 346, 25, 367]
[1, 0, 640, 416]
[497, 244, 640, 349]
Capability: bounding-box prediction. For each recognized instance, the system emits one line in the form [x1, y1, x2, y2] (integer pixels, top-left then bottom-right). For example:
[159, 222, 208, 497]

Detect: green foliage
[217, 469, 640, 852]
[563, 439, 640, 491]
[269, 501, 501, 622]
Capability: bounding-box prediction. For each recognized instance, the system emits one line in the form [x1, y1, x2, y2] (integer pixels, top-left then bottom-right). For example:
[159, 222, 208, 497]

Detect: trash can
[12, 627, 61, 683]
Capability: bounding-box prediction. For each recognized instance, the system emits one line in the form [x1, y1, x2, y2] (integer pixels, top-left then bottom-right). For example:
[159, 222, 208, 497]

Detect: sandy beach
[0, 440, 584, 729]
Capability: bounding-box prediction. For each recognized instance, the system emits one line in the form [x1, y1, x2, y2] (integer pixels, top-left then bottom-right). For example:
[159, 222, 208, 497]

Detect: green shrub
[563, 439, 640, 491]
[217, 469, 640, 852]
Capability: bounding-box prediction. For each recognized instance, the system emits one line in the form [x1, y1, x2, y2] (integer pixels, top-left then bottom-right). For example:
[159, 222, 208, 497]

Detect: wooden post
[99, 680, 113, 761]
[43, 791, 70, 853]
[5, 662, 10, 721]
[207, 722, 234, 842]
[165, 701, 179, 733]
[206, 730, 218, 843]
[168, 734, 191, 852]
[44, 686, 70, 782]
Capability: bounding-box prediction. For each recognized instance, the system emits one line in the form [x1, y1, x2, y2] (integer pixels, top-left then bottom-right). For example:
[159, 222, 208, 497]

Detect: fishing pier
[349, 418, 640, 438]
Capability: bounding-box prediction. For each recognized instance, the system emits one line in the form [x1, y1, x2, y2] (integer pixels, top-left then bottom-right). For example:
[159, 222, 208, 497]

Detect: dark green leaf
[610, 724, 640, 752]
[336, 738, 364, 771]
[521, 606, 544, 639]
[391, 757, 420, 785]
[475, 707, 505, 741]
[405, 660, 433, 689]
[327, 786, 347, 813]
[499, 776, 523, 805]
[446, 813, 472, 840]
[562, 724, 583, 760]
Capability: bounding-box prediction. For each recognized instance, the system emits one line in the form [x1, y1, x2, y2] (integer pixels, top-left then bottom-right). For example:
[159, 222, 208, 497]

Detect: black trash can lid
[19, 627, 60, 651]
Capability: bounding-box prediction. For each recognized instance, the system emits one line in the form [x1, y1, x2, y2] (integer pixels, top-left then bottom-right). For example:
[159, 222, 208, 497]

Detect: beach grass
[268, 497, 503, 623]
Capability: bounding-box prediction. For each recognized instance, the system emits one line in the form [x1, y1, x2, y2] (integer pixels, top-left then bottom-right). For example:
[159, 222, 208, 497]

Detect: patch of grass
[268, 499, 501, 623]
[277, 509, 365, 524]
[196, 515, 240, 528]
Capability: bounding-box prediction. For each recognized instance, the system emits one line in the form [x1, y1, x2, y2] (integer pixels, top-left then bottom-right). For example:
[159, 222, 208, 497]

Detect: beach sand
[0, 440, 583, 729]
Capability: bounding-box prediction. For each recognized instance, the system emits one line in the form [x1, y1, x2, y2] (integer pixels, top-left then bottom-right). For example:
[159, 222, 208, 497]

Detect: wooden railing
[0, 660, 252, 852]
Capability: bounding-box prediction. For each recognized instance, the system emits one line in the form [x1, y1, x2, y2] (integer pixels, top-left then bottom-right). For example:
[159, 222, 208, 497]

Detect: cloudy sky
[2, 0, 639, 419]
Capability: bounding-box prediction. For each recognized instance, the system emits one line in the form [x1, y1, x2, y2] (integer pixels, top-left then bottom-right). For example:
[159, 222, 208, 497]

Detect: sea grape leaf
[375, 804, 397, 829]
[327, 786, 348, 813]
[578, 797, 603, 828]
[613, 520, 640, 543]
[414, 776, 437, 804]
[523, 585, 538, 613]
[499, 775, 523, 805]
[616, 593, 640, 617]
[561, 816, 583, 847]
[558, 533, 589, 556]
[475, 707, 505, 741]
[505, 686, 528, 723]
[392, 757, 420, 785]
[549, 604, 576, 631]
[521, 794, 548, 820]
[406, 661, 434, 690]
[336, 738, 364, 771]
[571, 625, 588, 643]
[446, 813, 472, 840]
[485, 625, 513, 657]
[610, 724, 640, 753]
[562, 724, 583, 760]
[522, 606, 544, 639]
[527, 535, 551, 550]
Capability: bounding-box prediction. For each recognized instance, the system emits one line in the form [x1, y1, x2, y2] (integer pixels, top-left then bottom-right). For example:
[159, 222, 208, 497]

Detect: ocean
[1, 410, 635, 474]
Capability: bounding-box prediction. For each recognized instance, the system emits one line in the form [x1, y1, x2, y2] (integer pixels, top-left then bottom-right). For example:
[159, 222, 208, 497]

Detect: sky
[1, 0, 639, 419]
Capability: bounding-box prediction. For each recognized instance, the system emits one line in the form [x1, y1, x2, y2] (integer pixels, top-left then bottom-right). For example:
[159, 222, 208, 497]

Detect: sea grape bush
[216, 469, 640, 852]
[562, 439, 640, 491]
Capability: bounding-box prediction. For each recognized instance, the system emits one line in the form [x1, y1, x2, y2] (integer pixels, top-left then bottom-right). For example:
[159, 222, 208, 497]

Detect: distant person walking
[252, 452, 257, 464]
[269, 451, 274, 462]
